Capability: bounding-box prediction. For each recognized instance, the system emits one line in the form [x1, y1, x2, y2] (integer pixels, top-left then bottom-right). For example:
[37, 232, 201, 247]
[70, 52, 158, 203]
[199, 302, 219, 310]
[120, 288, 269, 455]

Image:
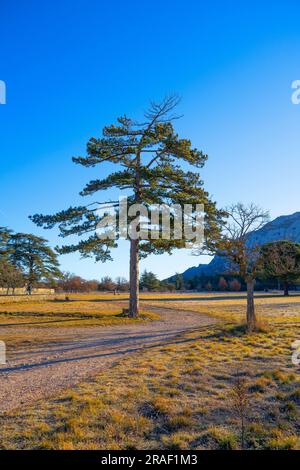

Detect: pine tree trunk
[129, 238, 139, 318]
[27, 258, 34, 295]
[283, 281, 289, 296]
[246, 279, 256, 331]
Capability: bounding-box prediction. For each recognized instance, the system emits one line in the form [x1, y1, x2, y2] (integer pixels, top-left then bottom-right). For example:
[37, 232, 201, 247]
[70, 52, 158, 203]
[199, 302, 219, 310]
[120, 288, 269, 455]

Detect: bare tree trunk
[129, 238, 139, 318]
[246, 279, 256, 331]
[283, 281, 289, 296]
[241, 415, 245, 450]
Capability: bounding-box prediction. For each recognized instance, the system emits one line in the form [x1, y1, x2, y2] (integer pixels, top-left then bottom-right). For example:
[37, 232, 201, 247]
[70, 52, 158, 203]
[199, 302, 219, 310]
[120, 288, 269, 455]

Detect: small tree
[67, 275, 84, 292]
[98, 276, 116, 292]
[116, 276, 129, 292]
[230, 373, 250, 449]
[160, 280, 176, 292]
[8, 233, 61, 294]
[174, 273, 184, 291]
[260, 241, 300, 296]
[210, 203, 269, 331]
[58, 273, 98, 292]
[84, 280, 99, 292]
[205, 281, 213, 291]
[31, 97, 223, 317]
[0, 261, 24, 294]
[229, 279, 241, 292]
[218, 276, 228, 291]
[140, 270, 161, 291]
[57, 272, 79, 292]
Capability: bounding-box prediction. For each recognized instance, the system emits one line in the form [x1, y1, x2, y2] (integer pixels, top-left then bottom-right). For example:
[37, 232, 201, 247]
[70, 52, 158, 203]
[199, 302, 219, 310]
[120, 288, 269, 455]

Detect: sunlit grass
[0, 292, 158, 328]
[0, 293, 159, 351]
[140, 291, 300, 324]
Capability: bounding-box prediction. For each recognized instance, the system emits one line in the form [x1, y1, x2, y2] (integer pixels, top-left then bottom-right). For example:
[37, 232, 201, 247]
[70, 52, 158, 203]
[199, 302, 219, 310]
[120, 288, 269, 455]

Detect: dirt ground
[0, 305, 216, 413]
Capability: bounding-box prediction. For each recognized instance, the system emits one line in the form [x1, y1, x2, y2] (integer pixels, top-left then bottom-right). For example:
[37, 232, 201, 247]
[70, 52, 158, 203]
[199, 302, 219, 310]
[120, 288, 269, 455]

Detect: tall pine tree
[31, 97, 223, 316]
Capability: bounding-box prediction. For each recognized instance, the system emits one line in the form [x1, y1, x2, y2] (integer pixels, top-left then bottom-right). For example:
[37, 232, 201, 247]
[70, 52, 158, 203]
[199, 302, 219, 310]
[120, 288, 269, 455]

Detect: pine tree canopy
[30, 96, 224, 261]
[259, 240, 300, 283]
[8, 233, 61, 287]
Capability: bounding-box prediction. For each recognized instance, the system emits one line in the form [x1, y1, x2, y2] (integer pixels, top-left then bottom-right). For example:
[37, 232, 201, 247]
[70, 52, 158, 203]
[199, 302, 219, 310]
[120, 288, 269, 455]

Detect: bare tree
[230, 372, 250, 449]
[211, 203, 269, 331]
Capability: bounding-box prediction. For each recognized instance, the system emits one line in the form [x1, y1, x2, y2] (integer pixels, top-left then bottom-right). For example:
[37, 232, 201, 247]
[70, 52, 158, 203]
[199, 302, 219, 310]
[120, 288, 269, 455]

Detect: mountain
[176, 212, 300, 280]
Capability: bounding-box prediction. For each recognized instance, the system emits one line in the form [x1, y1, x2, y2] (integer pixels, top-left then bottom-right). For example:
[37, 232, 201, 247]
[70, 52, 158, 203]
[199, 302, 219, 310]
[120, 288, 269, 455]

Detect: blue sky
[1, 0, 300, 280]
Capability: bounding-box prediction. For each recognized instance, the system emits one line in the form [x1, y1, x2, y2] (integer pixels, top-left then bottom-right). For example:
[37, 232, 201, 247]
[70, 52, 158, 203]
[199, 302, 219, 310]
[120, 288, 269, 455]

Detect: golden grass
[0, 293, 158, 328]
[140, 291, 300, 324]
[0, 293, 159, 352]
[0, 293, 300, 450]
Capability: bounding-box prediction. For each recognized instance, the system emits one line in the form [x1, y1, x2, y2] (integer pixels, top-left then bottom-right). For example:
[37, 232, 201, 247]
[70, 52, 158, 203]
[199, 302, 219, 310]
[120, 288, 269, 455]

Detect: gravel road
[0, 306, 217, 413]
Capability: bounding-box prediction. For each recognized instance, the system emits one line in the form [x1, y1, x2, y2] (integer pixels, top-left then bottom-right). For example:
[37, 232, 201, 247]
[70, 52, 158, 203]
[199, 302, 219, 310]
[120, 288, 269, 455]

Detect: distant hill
[171, 212, 300, 281]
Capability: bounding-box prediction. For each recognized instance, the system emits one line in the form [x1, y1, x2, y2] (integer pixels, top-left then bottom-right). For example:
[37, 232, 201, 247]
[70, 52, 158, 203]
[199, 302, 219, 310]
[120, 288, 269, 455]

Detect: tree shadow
[60, 292, 300, 304]
[0, 323, 242, 374]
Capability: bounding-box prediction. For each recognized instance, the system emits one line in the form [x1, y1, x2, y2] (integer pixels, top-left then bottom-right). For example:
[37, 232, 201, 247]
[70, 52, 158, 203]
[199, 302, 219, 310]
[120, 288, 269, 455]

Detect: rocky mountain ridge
[178, 212, 300, 280]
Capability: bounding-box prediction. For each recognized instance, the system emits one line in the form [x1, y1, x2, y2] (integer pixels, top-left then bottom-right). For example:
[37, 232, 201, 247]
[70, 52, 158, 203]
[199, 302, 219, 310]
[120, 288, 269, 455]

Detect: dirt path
[0, 306, 217, 413]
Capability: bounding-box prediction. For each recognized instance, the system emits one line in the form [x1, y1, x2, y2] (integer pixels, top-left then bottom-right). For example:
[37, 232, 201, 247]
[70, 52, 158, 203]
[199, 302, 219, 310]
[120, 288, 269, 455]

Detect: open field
[0, 292, 299, 450]
[140, 291, 300, 324]
[0, 297, 215, 415]
[0, 293, 160, 352]
[0, 293, 158, 326]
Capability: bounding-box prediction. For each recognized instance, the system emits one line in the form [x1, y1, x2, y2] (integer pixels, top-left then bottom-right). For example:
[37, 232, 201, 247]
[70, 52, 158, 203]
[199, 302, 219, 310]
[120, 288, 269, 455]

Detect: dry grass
[0, 293, 157, 328]
[0, 293, 158, 352]
[0, 292, 300, 450]
[140, 291, 300, 324]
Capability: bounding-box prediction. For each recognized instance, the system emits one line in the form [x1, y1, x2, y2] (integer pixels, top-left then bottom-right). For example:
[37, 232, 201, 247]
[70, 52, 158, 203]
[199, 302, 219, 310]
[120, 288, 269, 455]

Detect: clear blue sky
[1, 0, 300, 280]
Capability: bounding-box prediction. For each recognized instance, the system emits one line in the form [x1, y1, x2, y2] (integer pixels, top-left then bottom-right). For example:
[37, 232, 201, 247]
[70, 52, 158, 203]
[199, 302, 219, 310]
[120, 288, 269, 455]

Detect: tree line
[172, 246, 300, 295]
[56, 274, 129, 293]
[0, 228, 61, 294]
[0, 229, 132, 294]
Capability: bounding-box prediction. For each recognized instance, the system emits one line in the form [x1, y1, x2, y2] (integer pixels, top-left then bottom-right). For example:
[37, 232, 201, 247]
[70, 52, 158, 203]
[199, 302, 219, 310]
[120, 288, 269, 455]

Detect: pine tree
[31, 96, 223, 316]
[8, 233, 61, 294]
[174, 272, 185, 291]
[140, 270, 161, 291]
[260, 241, 300, 296]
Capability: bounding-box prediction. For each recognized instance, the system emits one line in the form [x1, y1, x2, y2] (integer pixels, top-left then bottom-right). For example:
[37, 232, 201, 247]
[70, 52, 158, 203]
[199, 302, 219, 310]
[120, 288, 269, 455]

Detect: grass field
[0, 292, 158, 326]
[0, 292, 300, 450]
[0, 293, 159, 351]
